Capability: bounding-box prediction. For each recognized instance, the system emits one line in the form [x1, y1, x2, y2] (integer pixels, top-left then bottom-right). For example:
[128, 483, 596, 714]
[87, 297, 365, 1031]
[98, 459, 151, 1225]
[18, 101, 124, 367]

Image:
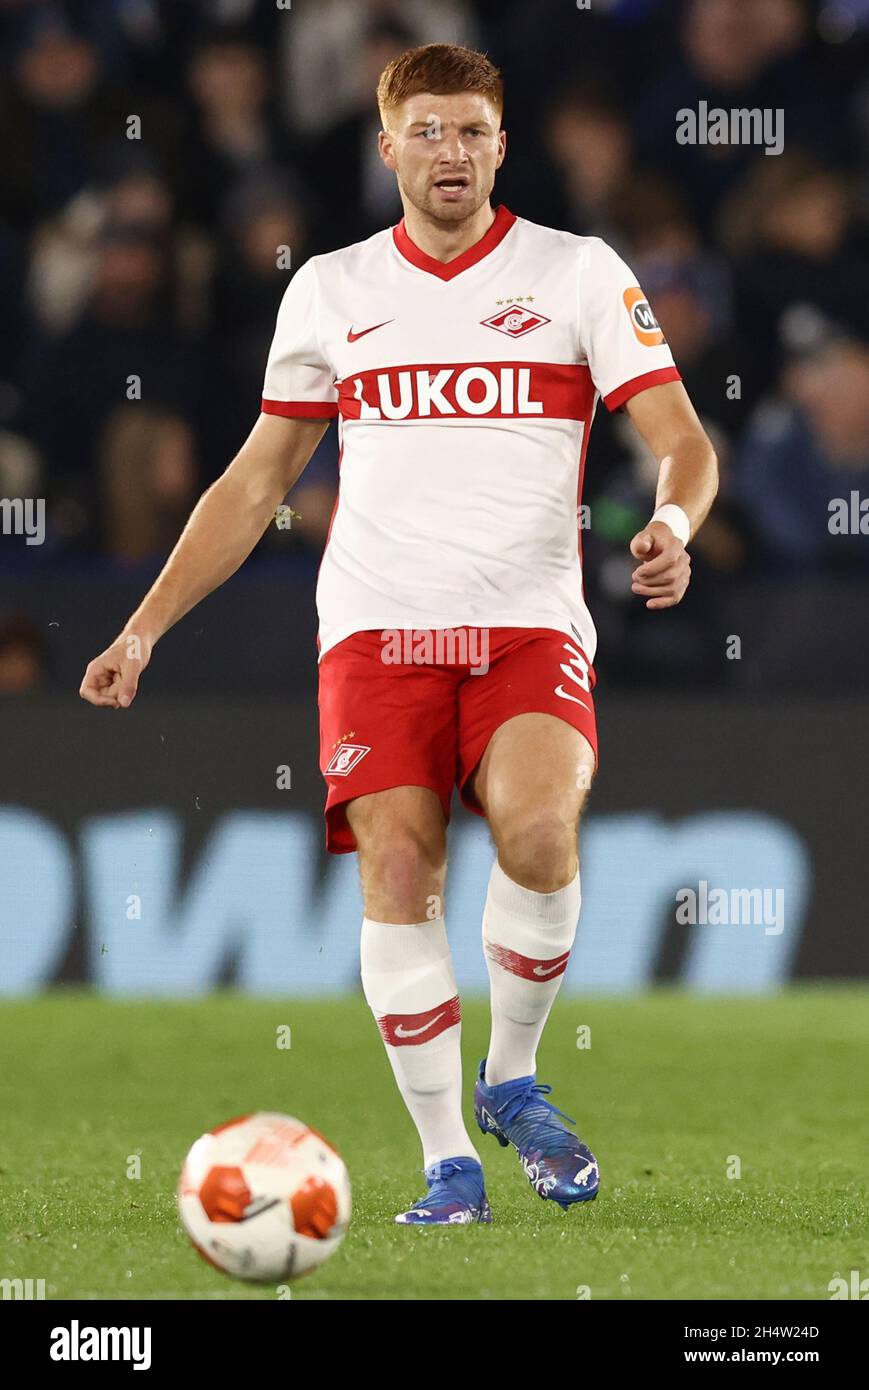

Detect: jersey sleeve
[578, 239, 681, 412]
[261, 260, 339, 418]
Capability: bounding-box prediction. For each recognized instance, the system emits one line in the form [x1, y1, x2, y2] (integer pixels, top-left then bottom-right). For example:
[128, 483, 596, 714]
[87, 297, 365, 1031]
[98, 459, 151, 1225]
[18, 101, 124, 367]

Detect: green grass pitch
[1, 989, 866, 1301]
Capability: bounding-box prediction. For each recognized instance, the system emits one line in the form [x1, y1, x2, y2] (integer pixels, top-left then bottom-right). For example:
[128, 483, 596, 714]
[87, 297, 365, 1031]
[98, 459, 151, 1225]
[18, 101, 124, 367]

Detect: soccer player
[81, 45, 718, 1225]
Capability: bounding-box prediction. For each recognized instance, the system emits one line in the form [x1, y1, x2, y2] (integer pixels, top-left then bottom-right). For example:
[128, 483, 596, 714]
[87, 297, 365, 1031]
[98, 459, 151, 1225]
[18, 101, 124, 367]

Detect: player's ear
[495, 127, 507, 169]
[378, 127, 397, 171]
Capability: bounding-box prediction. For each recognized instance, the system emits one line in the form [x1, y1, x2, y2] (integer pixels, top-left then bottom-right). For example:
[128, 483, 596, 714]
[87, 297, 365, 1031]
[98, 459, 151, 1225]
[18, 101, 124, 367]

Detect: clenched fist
[629, 520, 692, 610]
[79, 632, 152, 708]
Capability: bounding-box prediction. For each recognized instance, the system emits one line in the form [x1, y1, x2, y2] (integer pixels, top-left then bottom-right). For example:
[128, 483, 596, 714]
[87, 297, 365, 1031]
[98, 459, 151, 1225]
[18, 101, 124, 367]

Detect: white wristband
[650, 503, 691, 546]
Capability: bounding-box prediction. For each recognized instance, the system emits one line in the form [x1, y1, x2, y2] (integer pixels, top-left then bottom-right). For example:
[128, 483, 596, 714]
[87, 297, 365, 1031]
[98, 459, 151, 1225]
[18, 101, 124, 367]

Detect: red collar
[392, 204, 517, 281]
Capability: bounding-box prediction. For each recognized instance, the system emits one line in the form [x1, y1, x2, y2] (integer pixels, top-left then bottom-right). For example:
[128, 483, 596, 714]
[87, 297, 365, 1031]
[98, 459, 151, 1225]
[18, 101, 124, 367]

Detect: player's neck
[400, 201, 496, 265]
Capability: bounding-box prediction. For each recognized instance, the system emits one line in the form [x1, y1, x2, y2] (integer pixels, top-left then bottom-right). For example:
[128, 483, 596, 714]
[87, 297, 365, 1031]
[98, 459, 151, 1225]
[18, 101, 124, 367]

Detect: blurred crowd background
[1, 0, 868, 696]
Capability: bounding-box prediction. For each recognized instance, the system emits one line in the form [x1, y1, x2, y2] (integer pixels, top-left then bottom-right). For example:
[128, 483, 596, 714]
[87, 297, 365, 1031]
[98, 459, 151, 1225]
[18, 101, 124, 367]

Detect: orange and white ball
[178, 1112, 351, 1281]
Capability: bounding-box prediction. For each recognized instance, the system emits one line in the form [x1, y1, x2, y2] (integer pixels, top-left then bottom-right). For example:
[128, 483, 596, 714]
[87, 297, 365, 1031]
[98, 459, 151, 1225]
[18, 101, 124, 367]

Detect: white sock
[360, 916, 480, 1169]
[482, 859, 581, 1086]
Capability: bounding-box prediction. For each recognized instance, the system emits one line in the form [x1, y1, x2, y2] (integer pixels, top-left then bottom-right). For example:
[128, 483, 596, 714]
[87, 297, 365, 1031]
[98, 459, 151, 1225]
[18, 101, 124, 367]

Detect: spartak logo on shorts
[325, 743, 370, 776]
[481, 303, 550, 338]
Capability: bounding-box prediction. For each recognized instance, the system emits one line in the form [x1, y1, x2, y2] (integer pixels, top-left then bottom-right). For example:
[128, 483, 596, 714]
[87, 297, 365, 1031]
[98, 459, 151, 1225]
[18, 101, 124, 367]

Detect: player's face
[379, 92, 506, 224]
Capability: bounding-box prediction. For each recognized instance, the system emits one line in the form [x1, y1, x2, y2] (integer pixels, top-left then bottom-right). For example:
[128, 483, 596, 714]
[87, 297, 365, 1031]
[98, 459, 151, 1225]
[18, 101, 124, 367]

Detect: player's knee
[494, 806, 577, 892]
[359, 826, 446, 921]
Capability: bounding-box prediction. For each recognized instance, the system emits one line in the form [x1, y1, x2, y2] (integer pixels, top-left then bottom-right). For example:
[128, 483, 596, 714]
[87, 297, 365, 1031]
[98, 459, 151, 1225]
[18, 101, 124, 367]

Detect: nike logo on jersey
[347, 320, 395, 342]
[554, 684, 590, 710]
[394, 1013, 444, 1038]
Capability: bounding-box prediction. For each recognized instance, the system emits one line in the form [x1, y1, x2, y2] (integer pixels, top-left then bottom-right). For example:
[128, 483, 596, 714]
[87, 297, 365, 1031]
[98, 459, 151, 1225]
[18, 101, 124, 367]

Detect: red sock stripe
[377, 995, 461, 1047]
[485, 941, 571, 981]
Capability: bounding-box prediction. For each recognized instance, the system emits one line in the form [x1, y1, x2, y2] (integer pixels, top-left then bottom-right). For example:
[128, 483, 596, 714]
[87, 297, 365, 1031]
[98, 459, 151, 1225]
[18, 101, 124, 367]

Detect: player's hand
[629, 521, 691, 610]
[79, 632, 152, 708]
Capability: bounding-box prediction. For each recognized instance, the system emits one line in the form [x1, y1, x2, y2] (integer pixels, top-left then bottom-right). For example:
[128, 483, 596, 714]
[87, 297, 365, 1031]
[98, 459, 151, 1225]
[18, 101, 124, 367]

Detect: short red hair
[377, 43, 503, 125]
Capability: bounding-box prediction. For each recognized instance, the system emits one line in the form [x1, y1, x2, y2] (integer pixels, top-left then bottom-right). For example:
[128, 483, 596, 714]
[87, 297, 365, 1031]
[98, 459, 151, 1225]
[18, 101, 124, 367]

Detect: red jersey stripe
[602, 366, 681, 412]
[262, 398, 339, 418]
[337, 361, 596, 422]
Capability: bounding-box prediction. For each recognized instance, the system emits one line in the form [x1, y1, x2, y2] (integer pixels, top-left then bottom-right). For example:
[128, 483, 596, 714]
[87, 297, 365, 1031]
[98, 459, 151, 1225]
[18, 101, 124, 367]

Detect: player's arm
[578, 239, 719, 611]
[623, 379, 718, 609]
[79, 413, 330, 707]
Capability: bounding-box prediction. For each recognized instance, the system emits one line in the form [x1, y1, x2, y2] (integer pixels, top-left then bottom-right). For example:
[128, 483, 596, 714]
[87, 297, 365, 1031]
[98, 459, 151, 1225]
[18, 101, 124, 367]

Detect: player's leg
[469, 712, 599, 1206]
[350, 784, 447, 923]
[457, 629, 601, 1206]
[348, 790, 488, 1226]
[472, 711, 592, 1085]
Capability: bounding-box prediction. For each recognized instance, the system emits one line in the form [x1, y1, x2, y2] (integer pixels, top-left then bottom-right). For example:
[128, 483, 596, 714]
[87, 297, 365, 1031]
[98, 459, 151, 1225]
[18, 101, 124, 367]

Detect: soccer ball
[178, 1111, 351, 1282]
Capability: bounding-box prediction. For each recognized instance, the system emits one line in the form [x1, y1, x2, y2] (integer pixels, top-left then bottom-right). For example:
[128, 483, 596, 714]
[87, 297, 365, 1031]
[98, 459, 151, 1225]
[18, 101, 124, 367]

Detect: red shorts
[317, 626, 598, 853]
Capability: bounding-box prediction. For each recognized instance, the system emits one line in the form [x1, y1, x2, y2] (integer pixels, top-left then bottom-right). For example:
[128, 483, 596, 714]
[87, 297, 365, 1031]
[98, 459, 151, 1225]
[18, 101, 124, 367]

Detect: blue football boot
[394, 1156, 492, 1225]
[474, 1060, 599, 1209]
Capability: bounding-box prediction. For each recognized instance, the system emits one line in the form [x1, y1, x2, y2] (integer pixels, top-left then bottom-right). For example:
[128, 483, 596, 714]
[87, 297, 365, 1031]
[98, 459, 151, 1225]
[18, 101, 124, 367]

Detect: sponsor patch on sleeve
[623, 287, 665, 346]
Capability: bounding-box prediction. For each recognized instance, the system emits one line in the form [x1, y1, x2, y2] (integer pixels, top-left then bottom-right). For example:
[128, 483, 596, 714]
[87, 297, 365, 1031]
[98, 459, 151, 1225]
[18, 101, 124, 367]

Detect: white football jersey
[262, 206, 680, 661]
